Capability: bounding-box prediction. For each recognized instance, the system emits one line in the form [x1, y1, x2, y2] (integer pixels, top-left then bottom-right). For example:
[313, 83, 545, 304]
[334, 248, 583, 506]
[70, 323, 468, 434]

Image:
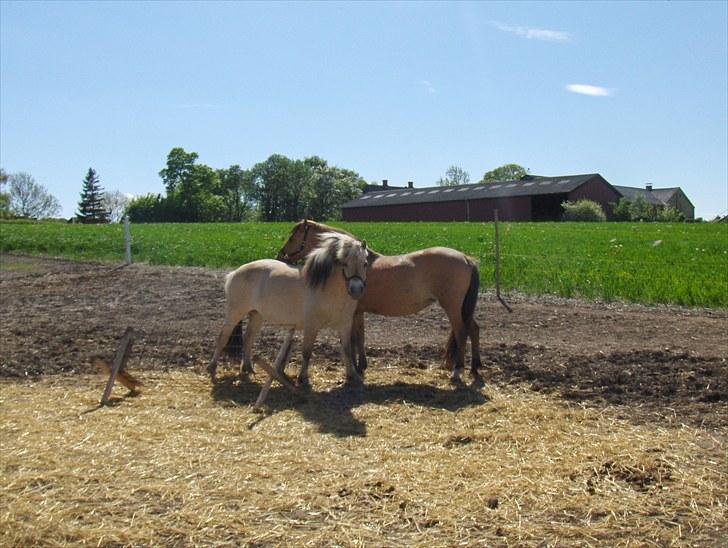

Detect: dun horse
[277, 220, 481, 384]
[208, 232, 370, 389]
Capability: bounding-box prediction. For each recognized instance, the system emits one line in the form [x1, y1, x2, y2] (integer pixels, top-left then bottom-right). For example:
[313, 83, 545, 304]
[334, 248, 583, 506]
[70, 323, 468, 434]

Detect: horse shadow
[210, 376, 488, 438]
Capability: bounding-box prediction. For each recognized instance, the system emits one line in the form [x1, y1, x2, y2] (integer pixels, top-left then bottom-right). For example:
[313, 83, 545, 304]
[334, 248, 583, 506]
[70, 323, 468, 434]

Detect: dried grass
[1, 364, 726, 547]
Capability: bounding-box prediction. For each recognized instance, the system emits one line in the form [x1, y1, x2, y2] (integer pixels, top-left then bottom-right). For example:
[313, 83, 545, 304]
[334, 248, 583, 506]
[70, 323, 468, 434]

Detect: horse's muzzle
[347, 277, 366, 300]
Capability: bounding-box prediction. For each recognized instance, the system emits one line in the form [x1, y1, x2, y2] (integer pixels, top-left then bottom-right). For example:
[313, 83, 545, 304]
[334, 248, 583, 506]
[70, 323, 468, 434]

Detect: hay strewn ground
[2, 365, 725, 546]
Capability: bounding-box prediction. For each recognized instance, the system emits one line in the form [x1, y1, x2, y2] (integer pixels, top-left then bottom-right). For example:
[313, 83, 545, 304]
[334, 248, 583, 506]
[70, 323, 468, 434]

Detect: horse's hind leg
[208, 315, 247, 382]
[442, 308, 467, 384]
[240, 311, 262, 378]
[297, 325, 318, 390]
[340, 317, 363, 387]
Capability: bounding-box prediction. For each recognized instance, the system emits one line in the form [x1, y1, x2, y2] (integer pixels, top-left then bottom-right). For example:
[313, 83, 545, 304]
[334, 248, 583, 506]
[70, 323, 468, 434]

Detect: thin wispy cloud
[419, 80, 437, 94]
[566, 84, 612, 97]
[492, 21, 571, 43]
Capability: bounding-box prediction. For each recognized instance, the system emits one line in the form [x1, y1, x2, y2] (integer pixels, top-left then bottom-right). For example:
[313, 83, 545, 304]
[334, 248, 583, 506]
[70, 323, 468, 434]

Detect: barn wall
[468, 196, 532, 221]
[568, 177, 622, 220]
[342, 196, 533, 222]
[343, 200, 468, 222]
[668, 190, 695, 220]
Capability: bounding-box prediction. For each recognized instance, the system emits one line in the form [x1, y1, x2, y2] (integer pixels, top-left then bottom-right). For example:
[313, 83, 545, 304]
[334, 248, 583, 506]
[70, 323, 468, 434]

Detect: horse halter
[284, 223, 310, 262]
[342, 269, 366, 288]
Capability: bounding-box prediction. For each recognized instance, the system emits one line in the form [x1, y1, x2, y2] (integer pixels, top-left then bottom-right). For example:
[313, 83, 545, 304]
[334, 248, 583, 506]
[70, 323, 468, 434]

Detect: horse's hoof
[450, 370, 465, 387]
[345, 375, 364, 389]
[470, 374, 485, 389]
[297, 378, 312, 392]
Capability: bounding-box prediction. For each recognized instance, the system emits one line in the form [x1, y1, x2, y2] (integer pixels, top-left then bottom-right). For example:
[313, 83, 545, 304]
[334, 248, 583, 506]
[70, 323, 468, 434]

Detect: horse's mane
[295, 219, 380, 258]
[304, 232, 362, 289]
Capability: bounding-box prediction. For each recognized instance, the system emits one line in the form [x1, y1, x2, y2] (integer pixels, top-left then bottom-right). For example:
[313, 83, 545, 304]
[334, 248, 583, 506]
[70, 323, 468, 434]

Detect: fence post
[494, 210, 513, 312]
[123, 216, 132, 265]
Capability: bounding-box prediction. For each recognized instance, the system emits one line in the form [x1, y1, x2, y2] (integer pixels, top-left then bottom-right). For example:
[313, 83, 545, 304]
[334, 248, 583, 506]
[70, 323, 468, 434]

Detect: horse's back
[226, 260, 306, 326]
[358, 247, 475, 315]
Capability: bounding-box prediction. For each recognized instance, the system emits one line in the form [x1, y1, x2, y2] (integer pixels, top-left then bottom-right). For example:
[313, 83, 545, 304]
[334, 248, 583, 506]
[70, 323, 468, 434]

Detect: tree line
[125, 148, 365, 223]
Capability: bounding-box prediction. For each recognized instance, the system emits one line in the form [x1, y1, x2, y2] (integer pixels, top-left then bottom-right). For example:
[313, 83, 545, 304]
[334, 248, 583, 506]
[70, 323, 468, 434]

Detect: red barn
[342, 174, 622, 222]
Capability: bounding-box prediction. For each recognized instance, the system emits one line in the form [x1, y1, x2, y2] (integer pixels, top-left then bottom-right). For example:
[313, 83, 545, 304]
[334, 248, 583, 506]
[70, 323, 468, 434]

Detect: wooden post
[101, 327, 135, 405]
[123, 216, 132, 265]
[494, 210, 513, 313]
[254, 330, 295, 410]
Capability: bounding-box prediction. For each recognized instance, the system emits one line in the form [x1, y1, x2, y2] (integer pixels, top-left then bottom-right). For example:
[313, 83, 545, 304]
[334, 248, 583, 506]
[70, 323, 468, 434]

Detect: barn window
[414, 191, 425, 195]
[360, 195, 371, 200]
[373, 194, 384, 199]
[506, 183, 516, 188]
[443, 188, 455, 193]
[491, 184, 502, 189]
[386, 193, 397, 197]
[557, 179, 571, 184]
[523, 182, 534, 187]
[457, 187, 469, 192]
[427, 189, 440, 194]
[401, 191, 411, 196]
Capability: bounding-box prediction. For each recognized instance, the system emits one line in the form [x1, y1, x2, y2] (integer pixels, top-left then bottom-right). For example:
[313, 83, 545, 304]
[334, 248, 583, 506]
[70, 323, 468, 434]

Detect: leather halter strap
[284, 223, 310, 262]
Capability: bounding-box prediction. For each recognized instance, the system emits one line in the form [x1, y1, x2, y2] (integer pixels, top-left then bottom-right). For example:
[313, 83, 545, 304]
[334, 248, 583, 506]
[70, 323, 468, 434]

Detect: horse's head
[277, 219, 317, 263]
[340, 238, 369, 300]
[305, 232, 369, 300]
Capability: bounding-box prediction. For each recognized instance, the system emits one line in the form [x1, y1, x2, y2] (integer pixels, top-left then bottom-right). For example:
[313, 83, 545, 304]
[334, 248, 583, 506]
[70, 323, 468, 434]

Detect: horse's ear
[303, 219, 309, 226]
[362, 239, 367, 250]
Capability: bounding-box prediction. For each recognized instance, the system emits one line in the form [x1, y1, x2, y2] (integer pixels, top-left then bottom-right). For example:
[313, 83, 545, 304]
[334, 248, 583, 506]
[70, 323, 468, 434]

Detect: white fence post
[123, 216, 132, 265]
[494, 210, 513, 312]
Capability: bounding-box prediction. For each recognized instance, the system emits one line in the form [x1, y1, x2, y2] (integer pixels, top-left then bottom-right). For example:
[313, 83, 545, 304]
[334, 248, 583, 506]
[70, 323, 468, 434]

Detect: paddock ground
[1, 253, 726, 546]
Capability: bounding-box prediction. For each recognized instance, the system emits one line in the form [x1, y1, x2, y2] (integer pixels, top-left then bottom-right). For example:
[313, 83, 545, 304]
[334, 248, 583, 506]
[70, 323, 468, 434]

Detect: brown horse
[276, 220, 481, 383]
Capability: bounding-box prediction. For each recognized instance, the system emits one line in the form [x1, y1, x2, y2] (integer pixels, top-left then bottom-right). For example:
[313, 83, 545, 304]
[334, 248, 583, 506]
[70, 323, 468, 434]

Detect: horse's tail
[446, 259, 479, 365]
[223, 322, 243, 359]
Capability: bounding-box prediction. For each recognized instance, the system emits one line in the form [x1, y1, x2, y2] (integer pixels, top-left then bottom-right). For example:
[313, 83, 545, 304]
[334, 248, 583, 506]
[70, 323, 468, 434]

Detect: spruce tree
[76, 168, 109, 223]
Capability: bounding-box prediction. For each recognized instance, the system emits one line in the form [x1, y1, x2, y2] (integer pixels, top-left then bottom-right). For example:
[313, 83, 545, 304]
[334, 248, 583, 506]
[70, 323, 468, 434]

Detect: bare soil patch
[1, 253, 725, 429]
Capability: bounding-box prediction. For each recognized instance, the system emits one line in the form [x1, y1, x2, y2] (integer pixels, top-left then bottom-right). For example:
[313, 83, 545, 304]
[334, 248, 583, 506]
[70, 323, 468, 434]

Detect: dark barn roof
[343, 174, 603, 209]
[613, 185, 671, 206]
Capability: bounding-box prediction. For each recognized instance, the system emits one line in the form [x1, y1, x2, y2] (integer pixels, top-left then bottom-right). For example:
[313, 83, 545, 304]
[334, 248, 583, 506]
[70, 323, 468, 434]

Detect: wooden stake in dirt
[494, 210, 513, 313]
[254, 329, 296, 410]
[99, 326, 137, 405]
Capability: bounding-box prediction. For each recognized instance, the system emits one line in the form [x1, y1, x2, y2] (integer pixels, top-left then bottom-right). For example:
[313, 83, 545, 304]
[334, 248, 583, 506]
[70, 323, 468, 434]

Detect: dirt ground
[1, 252, 726, 430]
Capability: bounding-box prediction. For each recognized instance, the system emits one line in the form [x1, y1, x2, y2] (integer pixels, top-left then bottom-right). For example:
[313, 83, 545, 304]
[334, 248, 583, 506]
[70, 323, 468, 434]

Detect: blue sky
[1, 1, 726, 219]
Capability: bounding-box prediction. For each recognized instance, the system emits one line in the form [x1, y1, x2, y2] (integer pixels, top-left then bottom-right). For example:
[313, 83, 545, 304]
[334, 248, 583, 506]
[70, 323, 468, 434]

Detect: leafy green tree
[657, 205, 684, 222]
[304, 156, 363, 220]
[628, 196, 656, 222]
[481, 163, 529, 183]
[102, 190, 132, 223]
[250, 154, 312, 221]
[561, 199, 606, 222]
[0, 169, 10, 218]
[611, 198, 632, 221]
[9, 172, 62, 219]
[437, 165, 470, 186]
[159, 148, 199, 194]
[76, 168, 109, 223]
[218, 165, 255, 221]
[125, 193, 170, 223]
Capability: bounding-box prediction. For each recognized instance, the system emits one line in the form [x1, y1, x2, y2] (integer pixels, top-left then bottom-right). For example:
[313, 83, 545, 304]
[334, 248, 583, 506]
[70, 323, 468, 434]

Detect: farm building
[343, 173, 623, 222]
[613, 184, 695, 220]
[343, 174, 695, 222]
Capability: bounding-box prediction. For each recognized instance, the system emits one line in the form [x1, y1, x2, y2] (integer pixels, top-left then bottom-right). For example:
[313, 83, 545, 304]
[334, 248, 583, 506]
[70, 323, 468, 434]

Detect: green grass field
[1, 220, 726, 307]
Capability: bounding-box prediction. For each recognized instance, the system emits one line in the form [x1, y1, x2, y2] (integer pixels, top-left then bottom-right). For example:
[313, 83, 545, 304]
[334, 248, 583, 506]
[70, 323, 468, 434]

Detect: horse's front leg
[352, 312, 368, 375]
[297, 326, 317, 390]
